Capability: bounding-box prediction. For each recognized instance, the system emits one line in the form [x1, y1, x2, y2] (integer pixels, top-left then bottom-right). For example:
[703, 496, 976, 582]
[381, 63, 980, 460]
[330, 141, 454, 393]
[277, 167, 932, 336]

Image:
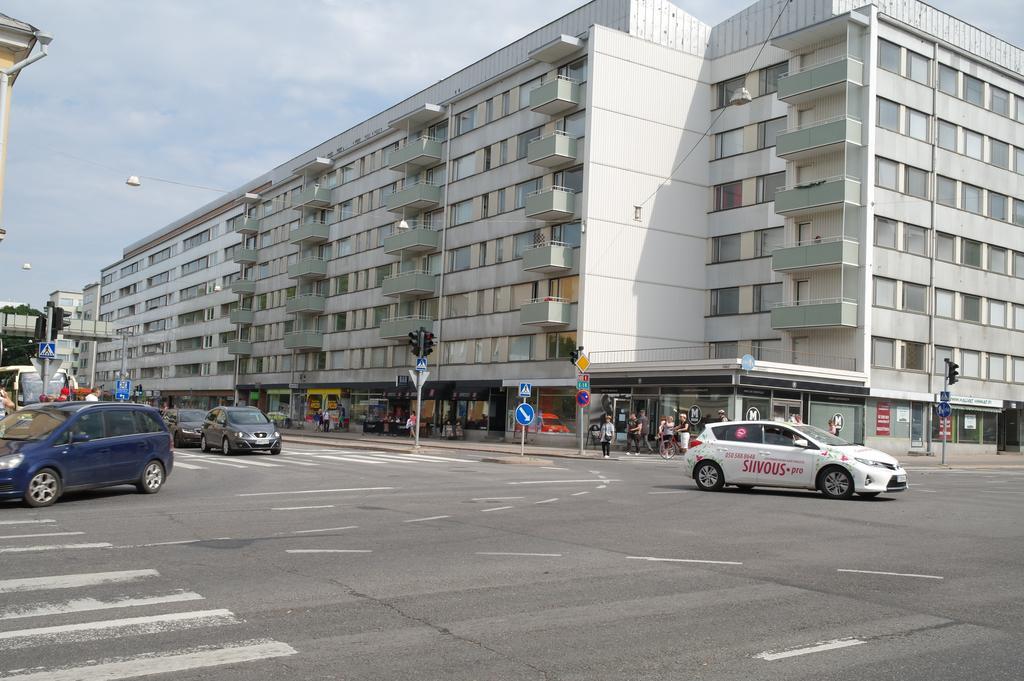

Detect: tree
[1, 304, 44, 367]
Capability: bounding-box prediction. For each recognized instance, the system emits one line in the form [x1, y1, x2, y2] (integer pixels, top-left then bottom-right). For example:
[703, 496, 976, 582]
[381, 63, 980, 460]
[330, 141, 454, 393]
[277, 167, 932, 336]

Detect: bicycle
[658, 435, 678, 459]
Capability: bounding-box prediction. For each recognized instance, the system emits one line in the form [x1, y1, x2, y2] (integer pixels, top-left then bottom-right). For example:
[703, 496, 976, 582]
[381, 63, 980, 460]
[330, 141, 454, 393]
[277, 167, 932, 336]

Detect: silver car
[200, 407, 281, 455]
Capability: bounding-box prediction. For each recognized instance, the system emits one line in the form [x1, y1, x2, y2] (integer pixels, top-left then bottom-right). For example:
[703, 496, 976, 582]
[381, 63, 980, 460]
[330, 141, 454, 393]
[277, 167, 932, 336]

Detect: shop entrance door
[911, 403, 926, 448]
[612, 398, 630, 443]
[772, 398, 802, 423]
[631, 398, 655, 441]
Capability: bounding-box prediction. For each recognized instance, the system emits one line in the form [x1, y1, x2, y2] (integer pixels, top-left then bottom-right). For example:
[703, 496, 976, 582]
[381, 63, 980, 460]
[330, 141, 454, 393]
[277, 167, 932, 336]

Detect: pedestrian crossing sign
[38, 342, 56, 359]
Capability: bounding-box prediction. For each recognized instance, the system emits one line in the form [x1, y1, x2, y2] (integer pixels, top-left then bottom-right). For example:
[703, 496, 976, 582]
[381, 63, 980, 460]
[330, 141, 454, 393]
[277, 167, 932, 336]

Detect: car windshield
[228, 410, 270, 425]
[792, 423, 850, 446]
[0, 409, 69, 440]
[178, 410, 207, 422]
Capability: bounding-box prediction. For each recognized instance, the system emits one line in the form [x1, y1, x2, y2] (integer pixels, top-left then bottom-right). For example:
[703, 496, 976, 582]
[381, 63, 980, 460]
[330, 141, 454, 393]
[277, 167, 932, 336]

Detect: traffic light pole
[941, 358, 950, 466]
[42, 305, 53, 399]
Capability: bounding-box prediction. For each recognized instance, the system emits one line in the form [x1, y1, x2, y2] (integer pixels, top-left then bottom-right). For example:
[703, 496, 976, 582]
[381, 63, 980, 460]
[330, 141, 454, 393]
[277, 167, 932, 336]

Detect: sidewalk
[279, 428, 1024, 468]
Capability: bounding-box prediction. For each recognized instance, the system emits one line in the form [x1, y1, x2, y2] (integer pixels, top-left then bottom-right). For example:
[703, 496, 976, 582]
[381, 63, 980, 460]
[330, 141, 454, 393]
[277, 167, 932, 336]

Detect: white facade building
[94, 0, 1024, 453]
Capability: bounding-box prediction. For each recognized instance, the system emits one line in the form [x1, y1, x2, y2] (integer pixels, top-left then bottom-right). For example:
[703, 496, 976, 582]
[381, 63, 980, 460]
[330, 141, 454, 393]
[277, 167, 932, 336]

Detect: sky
[1, 0, 1020, 305]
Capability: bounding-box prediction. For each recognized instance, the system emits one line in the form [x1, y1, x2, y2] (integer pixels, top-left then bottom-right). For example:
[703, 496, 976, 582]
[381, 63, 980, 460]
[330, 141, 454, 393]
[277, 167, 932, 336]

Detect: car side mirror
[793, 438, 809, 448]
[71, 433, 91, 444]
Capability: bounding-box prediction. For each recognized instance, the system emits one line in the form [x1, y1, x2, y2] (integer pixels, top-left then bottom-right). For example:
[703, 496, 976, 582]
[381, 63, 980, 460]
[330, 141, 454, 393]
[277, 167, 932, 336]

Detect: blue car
[0, 402, 173, 508]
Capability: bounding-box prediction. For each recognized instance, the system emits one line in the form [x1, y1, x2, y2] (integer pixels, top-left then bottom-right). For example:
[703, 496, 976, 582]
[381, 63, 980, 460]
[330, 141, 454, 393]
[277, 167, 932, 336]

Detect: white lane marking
[127, 539, 202, 548]
[0, 543, 111, 554]
[480, 506, 513, 513]
[541, 466, 569, 470]
[0, 608, 237, 646]
[571, 491, 589, 496]
[476, 552, 562, 557]
[389, 452, 472, 463]
[286, 549, 372, 554]
[0, 591, 205, 621]
[313, 455, 388, 465]
[534, 498, 559, 504]
[627, 556, 743, 566]
[237, 486, 394, 497]
[172, 462, 205, 470]
[472, 497, 525, 501]
[0, 639, 297, 681]
[649, 490, 688, 494]
[292, 526, 358, 534]
[267, 457, 318, 467]
[183, 457, 247, 469]
[0, 569, 159, 594]
[271, 505, 335, 511]
[837, 568, 943, 580]
[912, 488, 938, 493]
[0, 531, 85, 541]
[404, 515, 450, 523]
[369, 453, 430, 464]
[0, 519, 56, 526]
[755, 638, 866, 661]
[508, 479, 620, 485]
[221, 458, 280, 468]
[981, 490, 1024, 494]
[597, 485, 607, 489]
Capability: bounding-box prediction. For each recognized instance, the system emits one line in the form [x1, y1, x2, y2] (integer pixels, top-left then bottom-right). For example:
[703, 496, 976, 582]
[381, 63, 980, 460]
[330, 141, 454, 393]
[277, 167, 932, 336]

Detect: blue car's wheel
[25, 468, 61, 508]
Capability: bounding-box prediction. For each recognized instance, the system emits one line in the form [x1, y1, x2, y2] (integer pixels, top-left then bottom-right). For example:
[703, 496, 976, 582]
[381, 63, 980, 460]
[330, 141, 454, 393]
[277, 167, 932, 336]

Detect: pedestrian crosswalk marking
[0, 591, 205, 621]
[0, 570, 159, 594]
[314, 454, 388, 465]
[0, 608, 238, 648]
[173, 461, 205, 470]
[0, 542, 112, 554]
[170, 449, 479, 471]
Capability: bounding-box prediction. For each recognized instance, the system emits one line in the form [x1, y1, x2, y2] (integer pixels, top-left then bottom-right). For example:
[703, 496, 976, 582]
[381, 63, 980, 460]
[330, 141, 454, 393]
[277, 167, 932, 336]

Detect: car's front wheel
[270, 444, 281, 455]
[25, 468, 61, 508]
[694, 461, 725, 492]
[137, 460, 165, 494]
[819, 466, 855, 500]
[173, 431, 181, 449]
[200, 434, 211, 452]
[222, 437, 232, 455]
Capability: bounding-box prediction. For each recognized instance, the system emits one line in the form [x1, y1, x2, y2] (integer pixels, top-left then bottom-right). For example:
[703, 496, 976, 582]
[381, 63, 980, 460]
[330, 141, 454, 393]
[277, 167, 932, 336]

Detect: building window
[450, 199, 473, 226]
[1016, 252, 1024, 278]
[935, 346, 953, 374]
[904, 224, 927, 256]
[182, 230, 210, 251]
[716, 75, 745, 108]
[876, 158, 899, 190]
[903, 341, 926, 370]
[517, 126, 542, 159]
[937, 120, 956, 150]
[753, 283, 781, 313]
[990, 139, 1010, 168]
[1016, 306, 1024, 330]
[515, 178, 541, 209]
[546, 332, 577, 359]
[963, 130, 983, 160]
[872, 338, 895, 368]
[989, 192, 1008, 221]
[938, 65, 958, 95]
[553, 166, 584, 193]
[936, 233, 955, 262]
[878, 39, 901, 74]
[714, 181, 743, 210]
[961, 350, 980, 378]
[120, 262, 139, 276]
[873, 277, 896, 308]
[1015, 199, 1024, 227]
[963, 75, 984, 106]
[712, 234, 741, 262]
[961, 183, 982, 214]
[990, 86, 1010, 115]
[961, 239, 982, 267]
[903, 283, 926, 313]
[961, 294, 981, 322]
[875, 216, 897, 248]
[710, 287, 740, 316]
[714, 128, 743, 158]
[455, 107, 476, 135]
[988, 246, 1007, 274]
[989, 300, 1007, 327]
[754, 227, 783, 257]
[759, 62, 788, 95]
[935, 291, 953, 320]
[452, 154, 475, 181]
[878, 98, 900, 132]
[1015, 357, 1024, 383]
[756, 172, 786, 203]
[514, 230, 540, 258]
[449, 246, 471, 272]
[150, 247, 172, 265]
[906, 108, 928, 141]
[907, 51, 929, 84]
[989, 355, 1006, 381]
[936, 176, 957, 206]
[904, 166, 928, 198]
[508, 336, 532, 361]
[757, 117, 786, 149]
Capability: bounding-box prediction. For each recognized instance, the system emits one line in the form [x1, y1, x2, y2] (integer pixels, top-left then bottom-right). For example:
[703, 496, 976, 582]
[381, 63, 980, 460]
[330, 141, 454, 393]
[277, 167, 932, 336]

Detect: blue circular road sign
[936, 402, 951, 418]
[741, 354, 756, 371]
[515, 402, 536, 426]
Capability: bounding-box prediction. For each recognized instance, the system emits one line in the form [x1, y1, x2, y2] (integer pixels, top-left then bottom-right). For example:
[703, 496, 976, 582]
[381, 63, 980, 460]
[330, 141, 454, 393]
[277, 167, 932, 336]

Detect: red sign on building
[876, 402, 891, 436]
[938, 416, 951, 442]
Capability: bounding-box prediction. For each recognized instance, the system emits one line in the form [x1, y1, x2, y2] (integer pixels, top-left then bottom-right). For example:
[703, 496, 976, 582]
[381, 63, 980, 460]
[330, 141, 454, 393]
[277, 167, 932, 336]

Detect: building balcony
[774, 176, 861, 217]
[227, 340, 252, 356]
[287, 257, 327, 280]
[229, 278, 256, 294]
[385, 181, 443, 213]
[285, 294, 326, 314]
[381, 270, 438, 298]
[379, 315, 434, 340]
[771, 238, 859, 272]
[289, 220, 330, 245]
[529, 76, 581, 115]
[292, 185, 332, 209]
[527, 131, 578, 168]
[388, 137, 444, 173]
[775, 116, 862, 161]
[284, 330, 324, 350]
[229, 308, 254, 325]
[383, 224, 441, 255]
[233, 248, 259, 265]
[231, 216, 260, 235]
[776, 56, 864, 105]
[525, 186, 576, 221]
[770, 299, 858, 330]
[520, 297, 571, 327]
[522, 242, 574, 273]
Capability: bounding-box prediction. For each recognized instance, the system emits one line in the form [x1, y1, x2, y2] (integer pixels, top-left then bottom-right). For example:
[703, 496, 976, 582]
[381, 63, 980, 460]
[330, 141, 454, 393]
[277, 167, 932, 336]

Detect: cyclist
[659, 416, 677, 458]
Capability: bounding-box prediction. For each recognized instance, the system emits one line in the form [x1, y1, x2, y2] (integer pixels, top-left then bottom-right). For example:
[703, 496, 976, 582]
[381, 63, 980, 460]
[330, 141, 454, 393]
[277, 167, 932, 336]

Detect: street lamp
[398, 220, 410, 230]
[125, 176, 141, 187]
[729, 87, 753, 106]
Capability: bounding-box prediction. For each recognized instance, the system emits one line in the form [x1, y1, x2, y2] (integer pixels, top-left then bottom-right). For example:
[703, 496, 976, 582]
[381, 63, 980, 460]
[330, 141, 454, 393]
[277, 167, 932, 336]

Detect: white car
[682, 421, 907, 499]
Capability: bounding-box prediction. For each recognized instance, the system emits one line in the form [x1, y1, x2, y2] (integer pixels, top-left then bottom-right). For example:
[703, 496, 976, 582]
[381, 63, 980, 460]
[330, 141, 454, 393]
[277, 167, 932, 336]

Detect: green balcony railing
[227, 340, 253, 355]
[388, 137, 444, 172]
[287, 258, 327, 280]
[233, 248, 258, 265]
[522, 242, 574, 273]
[520, 297, 571, 327]
[381, 271, 438, 298]
[385, 182, 443, 213]
[289, 221, 330, 245]
[383, 225, 441, 255]
[284, 330, 324, 350]
[527, 131, 578, 168]
[379, 315, 434, 340]
[229, 308, 254, 325]
[770, 299, 858, 329]
[775, 116, 862, 160]
[774, 176, 861, 216]
[776, 56, 863, 103]
[529, 76, 581, 115]
[285, 294, 326, 314]
[525, 186, 575, 221]
[771, 238, 859, 272]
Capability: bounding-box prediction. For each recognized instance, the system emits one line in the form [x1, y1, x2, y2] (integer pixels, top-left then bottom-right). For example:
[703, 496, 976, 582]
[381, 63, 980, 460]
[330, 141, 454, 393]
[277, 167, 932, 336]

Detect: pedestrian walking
[321, 408, 330, 433]
[626, 412, 641, 455]
[638, 410, 653, 452]
[676, 417, 690, 452]
[659, 416, 675, 455]
[313, 410, 322, 431]
[827, 416, 838, 436]
[406, 411, 418, 439]
[600, 415, 615, 458]
[716, 409, 729, 422]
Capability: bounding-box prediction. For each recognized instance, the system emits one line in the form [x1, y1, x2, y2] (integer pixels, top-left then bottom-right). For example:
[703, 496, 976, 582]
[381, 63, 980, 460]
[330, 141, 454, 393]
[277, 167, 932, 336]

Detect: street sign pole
[941, 360, 950, 466]
[42, 305, 53, 399]
[414, 368, 428, 452]
[520, 396, 527, 457]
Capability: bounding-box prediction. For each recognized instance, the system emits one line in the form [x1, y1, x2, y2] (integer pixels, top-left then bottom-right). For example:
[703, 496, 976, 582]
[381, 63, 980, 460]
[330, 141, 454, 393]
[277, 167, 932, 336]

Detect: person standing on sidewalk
[406, 411, 418, 440]
[599, 415, 615, 458]
[626, 412, 641, 455]
[676, 416, 690, 453]
[638, 410, 654, 452]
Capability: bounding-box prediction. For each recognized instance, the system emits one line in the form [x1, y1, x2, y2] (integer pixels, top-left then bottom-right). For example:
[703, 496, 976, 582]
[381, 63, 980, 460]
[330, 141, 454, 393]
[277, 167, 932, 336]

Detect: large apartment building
[94, 0, 1024, 454]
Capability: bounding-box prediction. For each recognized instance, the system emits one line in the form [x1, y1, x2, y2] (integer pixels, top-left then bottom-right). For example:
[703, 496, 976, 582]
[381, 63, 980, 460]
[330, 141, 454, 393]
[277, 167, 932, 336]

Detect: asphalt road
[1, 443, 1022, 680]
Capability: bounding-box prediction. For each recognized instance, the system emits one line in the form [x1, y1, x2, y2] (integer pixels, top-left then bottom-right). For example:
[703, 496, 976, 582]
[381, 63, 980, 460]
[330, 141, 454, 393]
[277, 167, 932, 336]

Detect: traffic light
[422, 331, 435, 356]
[946, 359, 960, 386]
[50, 307, 72, 340]
[569, 347, 581, 366]
[408, 331, 421, 356]
[33, 315, 46, 342]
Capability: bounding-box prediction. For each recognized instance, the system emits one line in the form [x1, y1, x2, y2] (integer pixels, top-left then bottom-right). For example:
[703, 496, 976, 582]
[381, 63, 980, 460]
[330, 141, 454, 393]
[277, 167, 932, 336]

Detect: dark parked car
[164, 408, 208, 448]
[0, 402, 173, 508]
[200, 406, 281, 455]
